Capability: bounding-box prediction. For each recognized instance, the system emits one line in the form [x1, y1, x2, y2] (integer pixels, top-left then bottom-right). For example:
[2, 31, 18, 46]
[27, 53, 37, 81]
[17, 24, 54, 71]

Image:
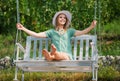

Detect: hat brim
[52, 10, 72, 27]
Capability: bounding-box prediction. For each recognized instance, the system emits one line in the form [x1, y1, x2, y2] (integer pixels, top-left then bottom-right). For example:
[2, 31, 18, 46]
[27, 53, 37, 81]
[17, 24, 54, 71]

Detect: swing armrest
[90, 42, 98, 61]
[16, 43, 25, 53]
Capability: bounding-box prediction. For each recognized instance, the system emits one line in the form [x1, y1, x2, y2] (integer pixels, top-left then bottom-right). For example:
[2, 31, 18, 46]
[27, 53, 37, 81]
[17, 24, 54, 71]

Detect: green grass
[0, 66, 120, 81]
[0, 68, 91, 81]
[99, 40, 120, 56]
[101, 18, 120, 38]
[97, 18, 120, 56]
[0, 34, 15, 58]
[98, 66, 120, 81]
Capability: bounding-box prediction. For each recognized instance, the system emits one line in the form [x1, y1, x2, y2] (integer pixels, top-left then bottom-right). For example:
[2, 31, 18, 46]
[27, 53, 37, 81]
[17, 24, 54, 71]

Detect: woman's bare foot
[42, 49, 54, 61]
[42, 44, 70, 61]
[51, 44, 57, 55]
[50, 44, 70, 60]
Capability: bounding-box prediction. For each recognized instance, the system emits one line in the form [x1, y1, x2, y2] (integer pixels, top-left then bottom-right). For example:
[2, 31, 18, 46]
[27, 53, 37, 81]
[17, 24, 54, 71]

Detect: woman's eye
[64, 17, 66, 19]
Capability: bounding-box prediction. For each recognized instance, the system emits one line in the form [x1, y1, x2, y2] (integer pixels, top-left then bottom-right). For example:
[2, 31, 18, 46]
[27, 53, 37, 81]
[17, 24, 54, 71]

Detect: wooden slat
[20, 66, 92, 72]
[85, 39, 89, 60]
[38, 40, 43, 59]
[79, 39, 83, 60]
[24, 36, 31, 60]
[15, 60, 93, 72]
[15, 60, 93, 67]
[33, 40, 37, 59]
[73, 39, 77, 60]
[45, 39, 48, 50]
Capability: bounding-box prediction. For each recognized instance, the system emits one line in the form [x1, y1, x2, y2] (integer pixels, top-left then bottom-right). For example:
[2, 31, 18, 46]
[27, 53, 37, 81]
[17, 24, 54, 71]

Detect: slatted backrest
[24, 35, 97, 61]
[72, 35, 97, 61]
[24, 36, 51, 60]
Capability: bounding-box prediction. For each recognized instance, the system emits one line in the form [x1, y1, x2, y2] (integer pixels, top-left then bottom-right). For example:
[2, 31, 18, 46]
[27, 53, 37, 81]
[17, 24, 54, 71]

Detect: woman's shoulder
[46, 28, 55, 32]
[67, 27, 76, 31]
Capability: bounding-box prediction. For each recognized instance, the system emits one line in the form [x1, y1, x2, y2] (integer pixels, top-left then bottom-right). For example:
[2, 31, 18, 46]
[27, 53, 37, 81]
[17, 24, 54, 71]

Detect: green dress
[45, 28, 76, 59]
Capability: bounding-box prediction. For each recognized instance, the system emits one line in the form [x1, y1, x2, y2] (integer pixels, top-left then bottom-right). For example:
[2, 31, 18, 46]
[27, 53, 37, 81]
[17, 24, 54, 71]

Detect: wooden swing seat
[14, 35, 98, 81]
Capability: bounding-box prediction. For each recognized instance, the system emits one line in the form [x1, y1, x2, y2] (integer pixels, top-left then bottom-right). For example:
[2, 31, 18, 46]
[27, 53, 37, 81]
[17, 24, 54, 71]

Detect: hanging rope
[15, 0, 20, 43]
[13, 1, 21, 80]
[94, 0, 102, 55]
[13, 0, 21, 60]
[94, 0, 97, 35]
[98, 0, 102, 55]
[16, 0, 20, 23]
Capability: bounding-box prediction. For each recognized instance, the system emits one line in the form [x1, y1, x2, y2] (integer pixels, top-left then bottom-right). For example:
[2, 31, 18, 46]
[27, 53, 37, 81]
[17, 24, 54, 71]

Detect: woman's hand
[90, 20, 97, 28]
[16, 23, 24, 30]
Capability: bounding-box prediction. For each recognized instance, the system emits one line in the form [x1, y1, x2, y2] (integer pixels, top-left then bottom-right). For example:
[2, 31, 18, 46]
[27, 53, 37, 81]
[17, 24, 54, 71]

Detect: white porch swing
[13, 0, 100, 81]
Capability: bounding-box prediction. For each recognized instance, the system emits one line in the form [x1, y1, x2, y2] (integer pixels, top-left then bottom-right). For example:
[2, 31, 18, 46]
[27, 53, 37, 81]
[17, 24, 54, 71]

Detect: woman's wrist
[21, 26, 26, 31]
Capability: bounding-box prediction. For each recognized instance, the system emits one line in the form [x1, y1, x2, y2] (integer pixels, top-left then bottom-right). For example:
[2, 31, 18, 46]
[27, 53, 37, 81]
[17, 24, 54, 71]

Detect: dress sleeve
[68, 28, 76, 37]
[45, 29, 53, 38]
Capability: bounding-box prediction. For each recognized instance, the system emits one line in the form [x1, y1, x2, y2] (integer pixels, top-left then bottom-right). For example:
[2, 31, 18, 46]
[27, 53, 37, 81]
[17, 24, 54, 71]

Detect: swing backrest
[24, 35, 97, 61]
[72, 35, 97, 60]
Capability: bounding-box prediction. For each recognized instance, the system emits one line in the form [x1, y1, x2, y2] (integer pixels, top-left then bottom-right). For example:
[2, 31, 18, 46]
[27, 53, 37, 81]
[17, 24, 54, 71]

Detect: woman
[16, 10, 97, 61]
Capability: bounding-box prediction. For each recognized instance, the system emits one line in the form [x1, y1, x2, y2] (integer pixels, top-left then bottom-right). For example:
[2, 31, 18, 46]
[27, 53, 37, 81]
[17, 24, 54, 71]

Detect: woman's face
[56, 13, 67, 26]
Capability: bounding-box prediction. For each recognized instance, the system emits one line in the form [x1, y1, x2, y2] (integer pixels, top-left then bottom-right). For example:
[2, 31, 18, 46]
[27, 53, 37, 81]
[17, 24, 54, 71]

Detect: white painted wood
[33, 40, 37, 59]
[79, 39, 83, 60]
[73, 39, 77, 60]
[85, 39, 89, 60]
[38, 40, 43, 59]
[14, 35, 98, 81]
[16, 43, 25, 53]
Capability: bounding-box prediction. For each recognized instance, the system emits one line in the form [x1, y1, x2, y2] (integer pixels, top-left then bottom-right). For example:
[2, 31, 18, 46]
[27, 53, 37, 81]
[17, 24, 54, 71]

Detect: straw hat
[52, 10, 72, 28]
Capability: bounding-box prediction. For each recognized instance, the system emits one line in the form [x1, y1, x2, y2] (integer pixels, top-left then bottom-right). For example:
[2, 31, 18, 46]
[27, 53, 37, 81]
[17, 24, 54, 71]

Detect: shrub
[98, 66, 120, 81]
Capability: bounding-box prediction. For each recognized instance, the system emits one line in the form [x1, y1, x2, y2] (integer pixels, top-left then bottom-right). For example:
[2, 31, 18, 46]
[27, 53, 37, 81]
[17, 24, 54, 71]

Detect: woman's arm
[16, 23, 47, 38]
[74, 20, 97, 36]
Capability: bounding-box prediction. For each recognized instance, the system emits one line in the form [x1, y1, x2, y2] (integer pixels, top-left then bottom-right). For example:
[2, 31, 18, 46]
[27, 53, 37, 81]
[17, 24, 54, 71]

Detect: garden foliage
[0, 0, 120, 34]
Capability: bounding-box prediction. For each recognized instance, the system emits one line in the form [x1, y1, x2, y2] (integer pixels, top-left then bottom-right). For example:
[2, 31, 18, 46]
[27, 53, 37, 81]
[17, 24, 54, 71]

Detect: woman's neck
[56, 25, 64, 30]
